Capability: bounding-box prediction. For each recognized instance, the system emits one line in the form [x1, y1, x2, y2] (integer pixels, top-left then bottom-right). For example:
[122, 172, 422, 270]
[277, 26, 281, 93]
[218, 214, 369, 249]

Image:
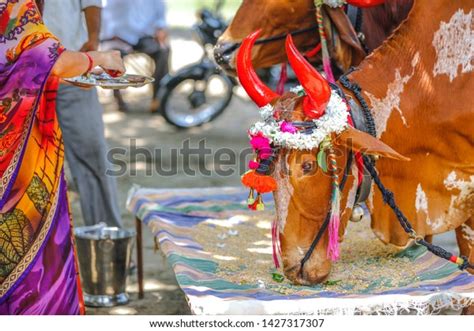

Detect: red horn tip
[236, 30, 279, 108]
[285, 35, 331, 120]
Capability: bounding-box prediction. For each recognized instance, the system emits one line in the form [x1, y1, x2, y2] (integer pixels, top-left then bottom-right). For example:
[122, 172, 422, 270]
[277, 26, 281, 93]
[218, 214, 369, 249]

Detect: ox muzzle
[213, 41, 239, 74]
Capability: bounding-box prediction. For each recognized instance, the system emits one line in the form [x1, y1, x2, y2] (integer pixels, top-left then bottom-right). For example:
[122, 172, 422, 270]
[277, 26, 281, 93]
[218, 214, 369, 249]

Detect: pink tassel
[259, 147, 273, 160]
[250, 134, 271, 151]
[248, 160, 259, 169]
[272, 219, 282, 268]
[316, 5, 336, 84]
[276, 62, 288, 95]
[327, 187, 341, 261]
[280, 121, 298, 133]
[323, 58, 336, 84]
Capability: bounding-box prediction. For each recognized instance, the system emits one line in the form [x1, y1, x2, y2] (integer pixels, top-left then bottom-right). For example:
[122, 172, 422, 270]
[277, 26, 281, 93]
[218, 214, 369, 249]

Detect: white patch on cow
[296, 246, 305, 255]
[431, 171, 474, 233]
[415, 184, 445, 231]
[427, 217, 445, 233]
[444, 171, 474, 192]
[366, 52, 419, 138]
[273, 155, 293, 233]
[432, 9, 474, 82]
[461, 224, 474, 244]
[415, 184, 429, 215]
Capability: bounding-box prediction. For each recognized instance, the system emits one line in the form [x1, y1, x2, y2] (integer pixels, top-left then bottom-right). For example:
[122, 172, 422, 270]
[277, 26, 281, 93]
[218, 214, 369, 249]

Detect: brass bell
[350, 204, 365, 222]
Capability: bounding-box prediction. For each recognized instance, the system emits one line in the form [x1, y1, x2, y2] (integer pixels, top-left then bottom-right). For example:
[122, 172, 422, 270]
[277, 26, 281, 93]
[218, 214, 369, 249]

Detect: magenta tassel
[316, 5, 336, 85]
[272, 219, 282, 268]
[276, 62, 288, 95]
[327, 214, 340, 261]
[327, 187, 341, 261]
[322, 58, 336, 84]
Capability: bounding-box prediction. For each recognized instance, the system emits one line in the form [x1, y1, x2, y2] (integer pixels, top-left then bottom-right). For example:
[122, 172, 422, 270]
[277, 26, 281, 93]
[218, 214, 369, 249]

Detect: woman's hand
[88, 50, 125, 77]
[52, 50, 125, 78]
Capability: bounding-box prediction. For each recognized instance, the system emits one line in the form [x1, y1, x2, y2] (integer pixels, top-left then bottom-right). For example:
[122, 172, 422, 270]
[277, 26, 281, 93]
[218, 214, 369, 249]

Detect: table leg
[135, 217, 144, 299]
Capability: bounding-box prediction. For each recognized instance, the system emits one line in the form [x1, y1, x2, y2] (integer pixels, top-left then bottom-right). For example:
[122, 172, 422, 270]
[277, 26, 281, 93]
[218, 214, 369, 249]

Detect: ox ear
[334, 127, 410, 161]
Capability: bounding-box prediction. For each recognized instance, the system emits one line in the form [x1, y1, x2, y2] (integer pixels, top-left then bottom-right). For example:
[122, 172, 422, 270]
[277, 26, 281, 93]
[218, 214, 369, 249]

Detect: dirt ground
[67, 29, 458, 315]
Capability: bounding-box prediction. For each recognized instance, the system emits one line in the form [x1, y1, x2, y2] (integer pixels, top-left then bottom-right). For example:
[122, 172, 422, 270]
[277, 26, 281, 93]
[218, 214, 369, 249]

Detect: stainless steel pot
[74, 224, 136, 307]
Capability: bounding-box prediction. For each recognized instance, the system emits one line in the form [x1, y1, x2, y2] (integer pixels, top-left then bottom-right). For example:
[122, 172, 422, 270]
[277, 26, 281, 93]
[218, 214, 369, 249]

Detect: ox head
[237, 31, 407, 285]
[214, 0, 385, 75]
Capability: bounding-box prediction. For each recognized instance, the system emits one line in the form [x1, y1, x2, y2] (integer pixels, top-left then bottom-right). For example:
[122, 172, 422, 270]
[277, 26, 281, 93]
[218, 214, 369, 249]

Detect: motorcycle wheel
[157, 69, 234, 129]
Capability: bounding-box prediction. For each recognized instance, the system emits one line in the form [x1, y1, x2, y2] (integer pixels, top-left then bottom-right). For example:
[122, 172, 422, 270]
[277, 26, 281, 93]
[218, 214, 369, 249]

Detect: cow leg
[455, 217, 474, 274]
[457, 218, 474, 315]
[467, 247, 474, 314]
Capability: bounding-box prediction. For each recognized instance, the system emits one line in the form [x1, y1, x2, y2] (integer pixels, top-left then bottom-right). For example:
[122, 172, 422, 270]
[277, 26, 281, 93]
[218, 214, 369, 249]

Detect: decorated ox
[237, 0, 474, 285]
[214, 0, 413, 75]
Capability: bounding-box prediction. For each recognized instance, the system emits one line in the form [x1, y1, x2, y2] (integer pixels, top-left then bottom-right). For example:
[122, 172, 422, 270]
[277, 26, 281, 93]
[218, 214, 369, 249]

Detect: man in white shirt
[43, 0, 122, 228]
[101, 0, 170, 112]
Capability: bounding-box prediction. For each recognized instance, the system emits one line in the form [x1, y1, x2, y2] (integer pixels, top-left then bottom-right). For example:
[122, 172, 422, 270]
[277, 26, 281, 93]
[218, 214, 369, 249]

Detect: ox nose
[297, 268, 330, 285]
[284, 262, 331, 285]
[213, 41, 238, 71]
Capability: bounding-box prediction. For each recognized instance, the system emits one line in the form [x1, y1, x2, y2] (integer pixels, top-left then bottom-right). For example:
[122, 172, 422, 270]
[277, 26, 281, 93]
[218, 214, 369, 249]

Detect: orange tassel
[241, 170, 277, 193]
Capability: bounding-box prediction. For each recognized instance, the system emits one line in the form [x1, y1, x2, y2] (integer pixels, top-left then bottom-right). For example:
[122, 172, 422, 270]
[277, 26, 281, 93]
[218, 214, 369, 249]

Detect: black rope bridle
[298, 72, 474, 274]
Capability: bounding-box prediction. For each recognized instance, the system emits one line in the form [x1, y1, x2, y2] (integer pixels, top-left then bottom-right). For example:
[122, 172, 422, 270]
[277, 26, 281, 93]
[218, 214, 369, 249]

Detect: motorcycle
[156, 7, 237, 129]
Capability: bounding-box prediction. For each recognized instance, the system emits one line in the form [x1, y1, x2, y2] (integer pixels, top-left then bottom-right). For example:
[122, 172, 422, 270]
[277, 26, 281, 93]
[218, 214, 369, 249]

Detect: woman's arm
[51, 50, 125, 78]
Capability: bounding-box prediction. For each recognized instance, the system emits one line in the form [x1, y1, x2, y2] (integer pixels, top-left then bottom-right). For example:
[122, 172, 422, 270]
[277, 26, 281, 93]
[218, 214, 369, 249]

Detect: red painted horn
[285, 34, 331, 119]
[236, 30, 279, 107]
[346, 0, 385, 7]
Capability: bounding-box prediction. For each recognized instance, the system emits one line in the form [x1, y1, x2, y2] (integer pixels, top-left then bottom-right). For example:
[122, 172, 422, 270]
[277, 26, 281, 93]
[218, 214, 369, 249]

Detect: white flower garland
[259, 104, 274, 120]
[322, 0, 347, 8]
[250, 89, 349, 150]
[289, 85, 305, 95]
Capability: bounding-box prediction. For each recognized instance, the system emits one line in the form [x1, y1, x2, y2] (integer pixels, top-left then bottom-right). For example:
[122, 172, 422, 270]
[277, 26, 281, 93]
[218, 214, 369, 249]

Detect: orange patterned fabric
[0, 0, 82, 314]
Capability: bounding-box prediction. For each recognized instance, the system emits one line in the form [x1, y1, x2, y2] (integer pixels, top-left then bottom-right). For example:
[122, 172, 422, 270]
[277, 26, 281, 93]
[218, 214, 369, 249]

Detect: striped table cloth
[127, 186, 474, 315]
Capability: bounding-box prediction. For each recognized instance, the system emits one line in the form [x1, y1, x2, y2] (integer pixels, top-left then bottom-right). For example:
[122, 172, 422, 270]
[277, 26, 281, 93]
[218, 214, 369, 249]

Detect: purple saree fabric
[0, 0, 82, 314]
[0, 175, 80, 315]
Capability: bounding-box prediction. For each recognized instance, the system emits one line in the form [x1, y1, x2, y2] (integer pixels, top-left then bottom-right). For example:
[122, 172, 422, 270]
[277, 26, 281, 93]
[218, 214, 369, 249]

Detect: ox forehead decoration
[250, 89, 348, 151]
[237, 31, 349, 203]
[237, 31, 346, 262]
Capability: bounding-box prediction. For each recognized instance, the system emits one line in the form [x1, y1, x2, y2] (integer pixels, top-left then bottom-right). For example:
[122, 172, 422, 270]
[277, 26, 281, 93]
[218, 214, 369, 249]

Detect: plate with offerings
[64, 73, 154, 89]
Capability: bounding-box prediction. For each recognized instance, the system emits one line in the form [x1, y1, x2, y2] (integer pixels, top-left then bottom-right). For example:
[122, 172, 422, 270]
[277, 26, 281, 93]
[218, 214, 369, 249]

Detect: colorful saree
[0, 0, 83, 314]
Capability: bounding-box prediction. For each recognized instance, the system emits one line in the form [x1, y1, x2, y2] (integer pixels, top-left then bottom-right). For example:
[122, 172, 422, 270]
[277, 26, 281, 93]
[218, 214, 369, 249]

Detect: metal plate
[84, 293, 129, 307]
[64, 74, 154, 90]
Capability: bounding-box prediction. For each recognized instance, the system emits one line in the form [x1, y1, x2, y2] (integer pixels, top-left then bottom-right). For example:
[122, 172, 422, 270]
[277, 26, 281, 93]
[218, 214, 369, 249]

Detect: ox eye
[301, 161, 314, 174]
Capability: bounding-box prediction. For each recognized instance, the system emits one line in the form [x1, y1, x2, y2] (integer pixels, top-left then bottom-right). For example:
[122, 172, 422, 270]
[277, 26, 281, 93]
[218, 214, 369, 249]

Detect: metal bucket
[74, 224, 136, 307]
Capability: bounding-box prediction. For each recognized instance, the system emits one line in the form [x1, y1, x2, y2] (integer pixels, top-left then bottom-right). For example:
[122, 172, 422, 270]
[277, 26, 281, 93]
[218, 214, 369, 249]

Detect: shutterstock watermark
[105, 138, 351, 178]
[106, 139, 253, 177]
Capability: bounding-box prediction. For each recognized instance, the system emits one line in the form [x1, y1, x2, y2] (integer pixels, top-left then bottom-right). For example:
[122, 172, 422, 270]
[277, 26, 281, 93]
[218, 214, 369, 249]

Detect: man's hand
[155, 28, 168, 48]
[80, 39, 100, 52]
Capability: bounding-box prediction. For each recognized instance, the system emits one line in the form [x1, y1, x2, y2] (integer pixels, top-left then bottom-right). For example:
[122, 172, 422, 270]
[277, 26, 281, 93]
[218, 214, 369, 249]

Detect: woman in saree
[0, 0, 125, 314]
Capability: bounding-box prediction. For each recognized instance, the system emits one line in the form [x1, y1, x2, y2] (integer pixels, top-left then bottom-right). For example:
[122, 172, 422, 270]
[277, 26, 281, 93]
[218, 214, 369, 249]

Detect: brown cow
[214, 0, 413, 74]
[236, 0, 474, 286]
